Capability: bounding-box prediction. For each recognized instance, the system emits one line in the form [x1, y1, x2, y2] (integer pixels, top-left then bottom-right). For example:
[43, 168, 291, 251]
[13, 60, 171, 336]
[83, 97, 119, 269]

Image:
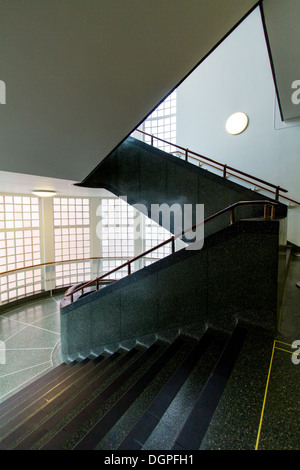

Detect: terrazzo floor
[0, 294, 64, 404]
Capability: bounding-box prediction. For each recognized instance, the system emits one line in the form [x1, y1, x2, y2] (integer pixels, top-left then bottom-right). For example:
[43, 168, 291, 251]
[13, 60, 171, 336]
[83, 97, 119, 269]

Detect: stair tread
[117, 328, 215, 450]
[0, 361, 77, 414]
[12, 347, 140, 450]
[172, 325, 248, 450]
[39, 340, 165, 450]
[0, 357, 97, 431]
[0, 355, 112, 446]
[73, 336, 187, 450]
[0, 326, 250, 451]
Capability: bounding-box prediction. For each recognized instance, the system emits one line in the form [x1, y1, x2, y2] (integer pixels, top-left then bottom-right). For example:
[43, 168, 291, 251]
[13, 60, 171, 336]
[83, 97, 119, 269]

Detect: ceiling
[0, 0, 259, 193]
[0, 170, 112, 198]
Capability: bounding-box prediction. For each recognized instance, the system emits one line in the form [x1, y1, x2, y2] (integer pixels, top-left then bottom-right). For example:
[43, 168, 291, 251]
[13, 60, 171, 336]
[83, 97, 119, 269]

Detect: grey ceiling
[0, 0, 259, 183]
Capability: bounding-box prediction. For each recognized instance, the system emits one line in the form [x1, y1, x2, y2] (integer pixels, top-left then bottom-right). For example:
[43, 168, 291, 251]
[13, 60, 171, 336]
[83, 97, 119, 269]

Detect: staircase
[77, 136, 288, 239]
[0, 324, 255, 451]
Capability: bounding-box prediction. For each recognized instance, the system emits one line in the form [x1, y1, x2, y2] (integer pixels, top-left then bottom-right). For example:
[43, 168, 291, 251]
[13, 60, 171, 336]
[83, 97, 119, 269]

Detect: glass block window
[144, 215, 172, 259]
[54, 227, 90, 262]
[53, 197, 91, 289]
[0, 268, 42, 304]
[53, 197, 89, 227]
[53, 198, 90, 262]
[101, 198, 134, 258]
[0, 195, 40, 230]
[100, 259, 128, 280]
[143, 90, 177, 153]
[0, 195, 41, 272]
[55, 261, 91, 288]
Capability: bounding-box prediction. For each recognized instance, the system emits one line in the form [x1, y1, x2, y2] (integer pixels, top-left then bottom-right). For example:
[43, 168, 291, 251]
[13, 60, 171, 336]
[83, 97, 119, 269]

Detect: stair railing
[66, 200, 278, 304]
[136, 129, 300, 206]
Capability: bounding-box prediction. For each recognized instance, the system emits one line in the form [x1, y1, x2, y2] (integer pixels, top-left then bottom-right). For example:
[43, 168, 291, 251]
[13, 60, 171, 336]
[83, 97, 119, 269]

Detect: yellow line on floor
[275, 340, 293, 348]
[255, 340, 299, 450]
[255, 340, 275, 450]
[275, 346, 300, 356]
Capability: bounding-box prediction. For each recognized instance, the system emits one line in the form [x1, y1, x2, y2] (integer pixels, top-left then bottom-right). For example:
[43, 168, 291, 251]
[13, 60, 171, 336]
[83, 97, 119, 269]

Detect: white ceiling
[0, 0, 258, 188]
[0, 170, 112, 198]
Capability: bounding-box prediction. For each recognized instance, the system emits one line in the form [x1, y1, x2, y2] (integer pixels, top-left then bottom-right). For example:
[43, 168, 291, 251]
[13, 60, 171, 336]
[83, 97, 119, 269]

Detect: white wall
[176, 7, 300, 246]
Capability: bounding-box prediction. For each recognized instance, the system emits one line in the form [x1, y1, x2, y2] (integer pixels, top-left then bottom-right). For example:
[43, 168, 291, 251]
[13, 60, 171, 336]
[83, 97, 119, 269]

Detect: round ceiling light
[32, 190, 57, 197]
[226, 112, 249, 135]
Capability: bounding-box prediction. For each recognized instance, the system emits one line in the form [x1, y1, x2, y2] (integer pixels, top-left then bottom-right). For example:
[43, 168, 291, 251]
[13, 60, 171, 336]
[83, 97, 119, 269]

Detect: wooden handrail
[66, 200, 278, 303]
[135, 130, 297, 203]
[0, 256, 160, 277]
[173, 150, 300, 205]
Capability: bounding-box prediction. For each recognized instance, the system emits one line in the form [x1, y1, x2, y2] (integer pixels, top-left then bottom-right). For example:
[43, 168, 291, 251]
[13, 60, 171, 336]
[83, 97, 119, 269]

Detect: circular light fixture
[226, 112, 249, 135]
[32, 190, 57, 197]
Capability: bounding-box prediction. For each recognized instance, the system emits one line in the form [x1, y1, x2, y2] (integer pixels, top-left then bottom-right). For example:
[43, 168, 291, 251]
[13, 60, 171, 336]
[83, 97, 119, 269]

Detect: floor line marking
[3, 347, 53, 351]
[275, 346, 300, 356]
[0, 360, 52, 378]
[2, 319, 60, 337]
[275, 340, 293, 348]
[0, 325, 29, 343]
[255, 340, 275, 450]
[0, 364, 54, 403]
[1, 315, 60, 336]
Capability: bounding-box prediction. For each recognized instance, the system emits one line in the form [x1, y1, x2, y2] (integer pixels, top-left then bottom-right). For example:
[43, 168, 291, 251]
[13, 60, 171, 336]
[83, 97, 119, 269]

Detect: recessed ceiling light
[226, 112, 249, 135]
[32, 190, 57, 197]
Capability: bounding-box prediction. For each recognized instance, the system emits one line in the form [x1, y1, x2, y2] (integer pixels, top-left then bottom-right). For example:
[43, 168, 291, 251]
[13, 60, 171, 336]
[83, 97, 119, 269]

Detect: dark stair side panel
[78, 137, 287, 234]
[172, 325, 248, 450]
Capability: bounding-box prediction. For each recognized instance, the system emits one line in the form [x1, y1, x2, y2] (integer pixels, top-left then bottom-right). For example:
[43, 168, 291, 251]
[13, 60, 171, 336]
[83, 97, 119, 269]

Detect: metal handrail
[135, 129, 300, 205]
[66, 200, 278, 303]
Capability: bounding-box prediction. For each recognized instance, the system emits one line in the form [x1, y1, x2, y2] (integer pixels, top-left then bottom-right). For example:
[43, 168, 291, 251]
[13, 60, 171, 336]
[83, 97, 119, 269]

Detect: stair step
[172, 325, 248, 450]
[72, 336, 187, 450]
[0, 357, 97, 433]
[0, 361, 77, 414]
[95, 335, 197, 451]
[39, 339, 167, 450]
[0, 358, 92, 425]
[0, 325, 250, 450]
[0, 355, 112, 448]
[117, 328, 215, 450]
[12, 347, 140, 450]
[141, 329, 230, 450]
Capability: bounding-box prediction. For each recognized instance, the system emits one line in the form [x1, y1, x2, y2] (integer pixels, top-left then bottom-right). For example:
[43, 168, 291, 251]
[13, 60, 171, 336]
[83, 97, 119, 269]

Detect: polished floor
[0, 256, 299, 450]
[0, 294, 64, 404]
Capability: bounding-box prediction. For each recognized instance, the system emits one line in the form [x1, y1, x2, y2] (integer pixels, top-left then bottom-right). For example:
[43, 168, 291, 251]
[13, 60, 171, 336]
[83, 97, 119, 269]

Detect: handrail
[0, 256, 160, 277]
[66, 200, 278, 303]
[173, 150, 300, 206]
[135, 129, 300, 205]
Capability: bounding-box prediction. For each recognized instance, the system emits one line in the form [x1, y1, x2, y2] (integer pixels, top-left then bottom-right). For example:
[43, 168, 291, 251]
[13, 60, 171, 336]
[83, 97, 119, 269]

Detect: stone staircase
[0, 324, 252, 451]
